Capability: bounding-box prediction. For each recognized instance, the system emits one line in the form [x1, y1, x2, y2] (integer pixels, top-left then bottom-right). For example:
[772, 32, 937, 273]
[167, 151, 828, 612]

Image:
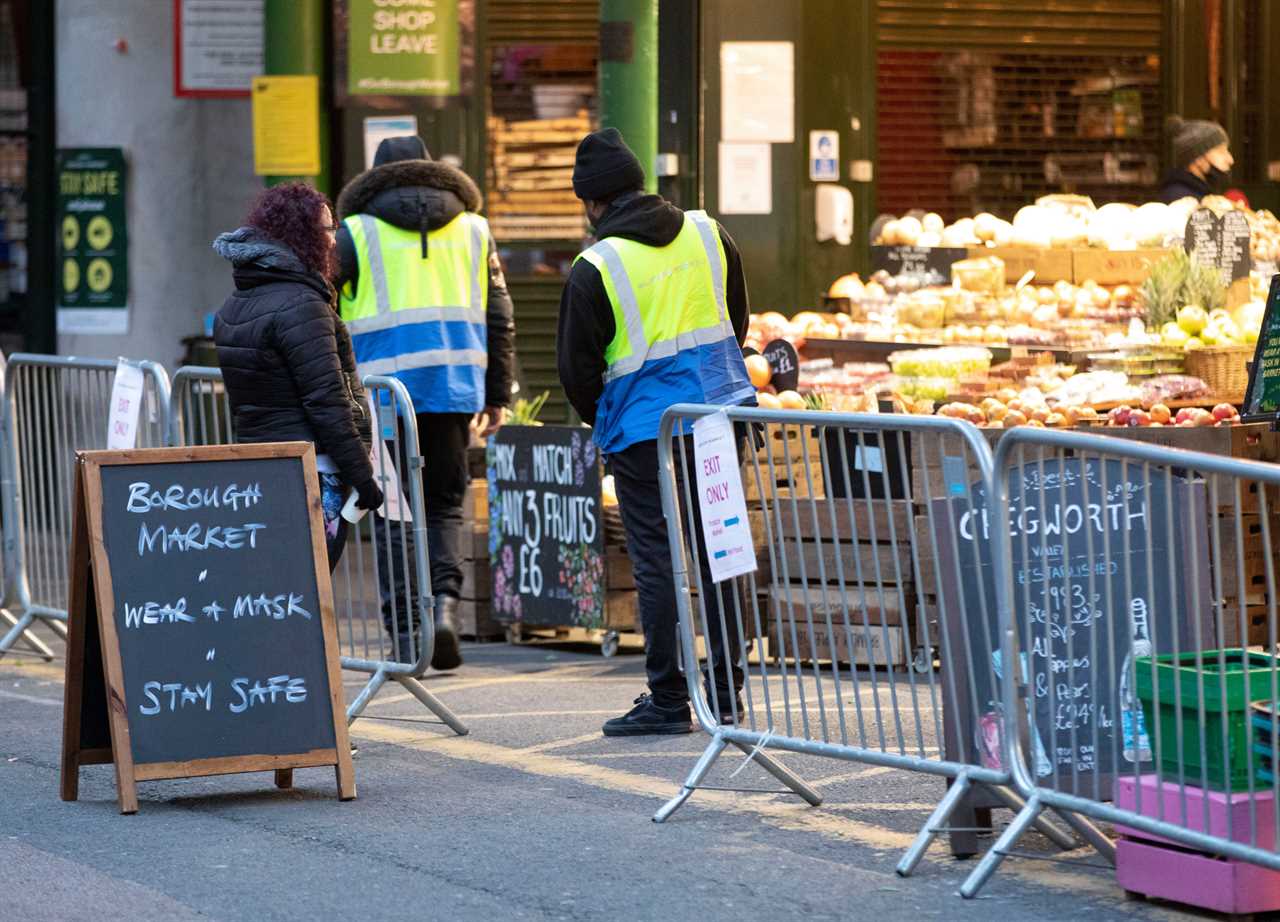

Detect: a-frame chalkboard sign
[1243, 273, 1280, 423]
[60, 442, 354, 813]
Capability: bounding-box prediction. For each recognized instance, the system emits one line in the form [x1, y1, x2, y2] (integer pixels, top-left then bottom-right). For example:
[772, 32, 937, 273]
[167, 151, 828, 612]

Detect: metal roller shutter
[876, 0, 1165, 222]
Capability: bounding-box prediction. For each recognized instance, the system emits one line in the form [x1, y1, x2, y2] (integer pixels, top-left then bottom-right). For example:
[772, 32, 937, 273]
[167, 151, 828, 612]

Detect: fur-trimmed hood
[336, 160, 482, 233]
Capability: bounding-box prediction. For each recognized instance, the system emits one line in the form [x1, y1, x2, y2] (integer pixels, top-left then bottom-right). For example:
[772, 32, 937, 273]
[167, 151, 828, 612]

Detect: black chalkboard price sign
[936, 457, 1211, 796]
[60, 443, 354, 814]
[1243, 274, 1280, 421]
[762, 338, 800, 392]
[1185, 207, 1251, 284]
[487, 426, 604, 629]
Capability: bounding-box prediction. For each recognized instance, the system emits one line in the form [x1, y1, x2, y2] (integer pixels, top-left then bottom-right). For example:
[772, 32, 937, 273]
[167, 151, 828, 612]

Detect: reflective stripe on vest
[587, 211, 734, 385]
[576, 210, 754, 452]
[339, 212, 489, 414]
[343, 213, 487, 337]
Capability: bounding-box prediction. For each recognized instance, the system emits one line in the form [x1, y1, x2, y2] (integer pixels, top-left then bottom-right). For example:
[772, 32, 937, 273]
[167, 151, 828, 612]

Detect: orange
[745, 354, 772, 388]
[777, 390, 805, 410]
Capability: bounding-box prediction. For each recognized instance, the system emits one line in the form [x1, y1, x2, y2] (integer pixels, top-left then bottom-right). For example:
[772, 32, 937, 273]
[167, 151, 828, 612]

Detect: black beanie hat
[374, 135, 431, 167]
[572, 128, 645, 201]
[1167, 116, 1229, 170]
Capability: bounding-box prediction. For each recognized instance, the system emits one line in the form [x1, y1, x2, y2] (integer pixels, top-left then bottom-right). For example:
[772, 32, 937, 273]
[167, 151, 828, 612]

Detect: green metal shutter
[876, 0, 1165, 221]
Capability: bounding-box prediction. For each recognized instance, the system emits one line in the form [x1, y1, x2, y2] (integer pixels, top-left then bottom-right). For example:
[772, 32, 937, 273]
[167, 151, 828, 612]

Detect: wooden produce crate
[967, 244, 1073, 283]
[458, 479, 503, 640]
[486, 113, 590, 242]
[1071, 247, 1168, 285]
[744, 423, 826, 502]
[767, 585, 910, 669]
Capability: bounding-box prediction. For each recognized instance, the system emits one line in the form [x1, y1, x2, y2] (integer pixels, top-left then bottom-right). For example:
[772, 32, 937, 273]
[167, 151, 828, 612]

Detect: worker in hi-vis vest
[336, 136, 516, 672]
[557, 128, 757, 737]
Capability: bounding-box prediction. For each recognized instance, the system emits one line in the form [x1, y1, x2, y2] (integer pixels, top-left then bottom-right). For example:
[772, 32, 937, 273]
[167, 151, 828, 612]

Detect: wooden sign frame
[60, 442, 354, 813]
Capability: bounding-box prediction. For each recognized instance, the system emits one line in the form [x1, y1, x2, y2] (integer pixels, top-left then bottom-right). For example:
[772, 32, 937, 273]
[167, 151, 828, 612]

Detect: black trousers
[376, 411, 472, 636]
[609, 436, 746, 710]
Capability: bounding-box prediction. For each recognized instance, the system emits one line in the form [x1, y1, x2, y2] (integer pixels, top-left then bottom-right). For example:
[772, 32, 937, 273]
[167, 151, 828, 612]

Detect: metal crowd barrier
[960, 426, 1280, 897]
[170, 366, 466, 735]
[0, 355, 171, 657]
[652, 404, 1078, 876]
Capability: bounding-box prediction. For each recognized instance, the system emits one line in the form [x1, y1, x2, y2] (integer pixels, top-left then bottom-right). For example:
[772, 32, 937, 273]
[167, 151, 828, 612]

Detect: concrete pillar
[56, 1, 258, 365]
[263, 0, 329, 191]
[600, 0, 658, 193]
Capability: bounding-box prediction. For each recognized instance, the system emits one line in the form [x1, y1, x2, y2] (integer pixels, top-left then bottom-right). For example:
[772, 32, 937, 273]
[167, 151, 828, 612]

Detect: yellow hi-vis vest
[339, 212, 489, 413]
[574, 210, 754, 452]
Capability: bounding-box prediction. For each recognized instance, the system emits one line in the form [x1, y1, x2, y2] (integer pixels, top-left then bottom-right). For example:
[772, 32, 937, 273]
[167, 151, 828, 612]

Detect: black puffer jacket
[213, 227, 375, 491]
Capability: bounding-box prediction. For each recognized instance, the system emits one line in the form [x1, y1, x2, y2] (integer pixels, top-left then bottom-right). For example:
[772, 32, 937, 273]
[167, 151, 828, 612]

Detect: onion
[896, 216, 923, 246]
[974, 213, 1000, 242]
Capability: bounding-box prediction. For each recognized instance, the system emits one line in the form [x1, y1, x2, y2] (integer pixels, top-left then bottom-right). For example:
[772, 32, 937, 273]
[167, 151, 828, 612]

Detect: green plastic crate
[1135, 649, 1280, 792]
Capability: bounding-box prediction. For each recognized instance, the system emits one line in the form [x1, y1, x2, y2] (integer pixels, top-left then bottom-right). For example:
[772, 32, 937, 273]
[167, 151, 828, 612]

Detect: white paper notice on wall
[720, 41, 794, 143]
[718, 142, 772, 215]
[106, 359, 145, 450]
[692, 411, 757, 583]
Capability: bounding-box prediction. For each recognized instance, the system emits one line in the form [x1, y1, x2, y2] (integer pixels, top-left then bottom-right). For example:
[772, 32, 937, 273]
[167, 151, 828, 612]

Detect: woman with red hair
[213, 182, 383, 569]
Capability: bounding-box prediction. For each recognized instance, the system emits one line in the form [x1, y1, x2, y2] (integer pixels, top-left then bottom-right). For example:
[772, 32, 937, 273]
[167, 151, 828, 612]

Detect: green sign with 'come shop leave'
[347, 0, 459, 96]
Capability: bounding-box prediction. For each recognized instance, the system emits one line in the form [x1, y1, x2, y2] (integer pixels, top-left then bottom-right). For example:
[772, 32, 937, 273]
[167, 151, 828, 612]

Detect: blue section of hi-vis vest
[594, 336, 756, 454]
[351, 322, 486, 414]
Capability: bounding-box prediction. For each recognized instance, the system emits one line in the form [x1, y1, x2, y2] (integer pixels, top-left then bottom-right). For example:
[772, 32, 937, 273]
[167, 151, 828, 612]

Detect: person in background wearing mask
[1158, 116, 1234, 203]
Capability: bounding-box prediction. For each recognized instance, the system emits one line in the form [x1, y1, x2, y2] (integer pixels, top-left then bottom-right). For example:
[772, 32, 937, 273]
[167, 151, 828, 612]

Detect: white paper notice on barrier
[106, 359, 145, 450]
[692, 411, 757, 583]
[367, 393, 412, 522]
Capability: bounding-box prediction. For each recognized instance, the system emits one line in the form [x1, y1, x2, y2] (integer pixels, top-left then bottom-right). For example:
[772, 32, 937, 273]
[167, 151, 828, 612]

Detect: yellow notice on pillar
[251, 75, 321, 176]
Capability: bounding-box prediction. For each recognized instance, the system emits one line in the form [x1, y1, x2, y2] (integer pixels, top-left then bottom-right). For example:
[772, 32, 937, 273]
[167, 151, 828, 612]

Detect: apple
[1129, 410, 1151, 427]
[1150, 403, 1172, 424]
[1003, 410, 1028, 427]
[1109, 406, 1132, 427]
[1045, 412, 1067, 427]
[1178, 304, 1208, 335]
[1213, 403, 1239, 422]
[1175, 407, 1196, 425]
[1162, 323, 1190, 348]
[1194, 408, 1217, 427]
[1030, 407, 1050, 423]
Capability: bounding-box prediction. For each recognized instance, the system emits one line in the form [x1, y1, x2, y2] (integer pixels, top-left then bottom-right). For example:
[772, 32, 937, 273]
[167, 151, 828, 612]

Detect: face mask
[1204, 164, 1230, 193]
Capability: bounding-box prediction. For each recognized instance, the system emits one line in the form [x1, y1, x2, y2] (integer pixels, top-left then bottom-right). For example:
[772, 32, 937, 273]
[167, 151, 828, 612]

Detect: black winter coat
[213, 227, 375, 491]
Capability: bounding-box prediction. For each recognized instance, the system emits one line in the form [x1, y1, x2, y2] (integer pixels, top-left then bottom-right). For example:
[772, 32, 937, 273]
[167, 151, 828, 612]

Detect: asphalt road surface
[1, 636, 1205, 921]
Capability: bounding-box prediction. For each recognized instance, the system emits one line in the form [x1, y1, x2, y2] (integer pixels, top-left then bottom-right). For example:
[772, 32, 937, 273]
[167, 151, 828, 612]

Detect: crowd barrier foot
[0, 609, 56, 660]
[653, 731, 821, 823]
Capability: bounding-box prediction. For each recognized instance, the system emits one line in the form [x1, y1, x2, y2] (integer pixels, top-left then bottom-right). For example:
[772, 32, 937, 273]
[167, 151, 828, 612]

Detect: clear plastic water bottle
[1120, 598, 1153, 763]
[991, 649, 1053, 777]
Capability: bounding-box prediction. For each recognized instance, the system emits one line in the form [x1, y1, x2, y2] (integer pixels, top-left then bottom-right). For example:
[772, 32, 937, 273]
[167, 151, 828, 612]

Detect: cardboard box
[1071, 247, 1168, 285]
[967, 245, 1073, 283]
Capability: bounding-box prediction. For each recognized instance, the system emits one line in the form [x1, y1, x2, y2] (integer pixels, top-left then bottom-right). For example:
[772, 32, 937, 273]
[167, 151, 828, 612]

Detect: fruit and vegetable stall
[745, 192, 1275, 430]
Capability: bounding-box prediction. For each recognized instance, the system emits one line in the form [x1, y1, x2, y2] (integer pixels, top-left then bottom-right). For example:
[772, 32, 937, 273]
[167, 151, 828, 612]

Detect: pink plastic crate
[1115, 773, 1277, 850]
[1116, 837, 1280, 915]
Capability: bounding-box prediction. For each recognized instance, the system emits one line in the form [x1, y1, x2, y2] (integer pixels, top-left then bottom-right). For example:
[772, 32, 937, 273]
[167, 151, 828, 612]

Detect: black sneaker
[602, 694, 693, 737]
[711, 693, 746, 726]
